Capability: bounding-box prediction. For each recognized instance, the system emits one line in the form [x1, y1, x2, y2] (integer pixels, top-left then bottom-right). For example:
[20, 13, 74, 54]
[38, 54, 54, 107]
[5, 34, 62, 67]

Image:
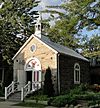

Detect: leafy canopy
[81, 35, 100, 57]
[0, 0, 39, 64]
[42, 0, 100, 53]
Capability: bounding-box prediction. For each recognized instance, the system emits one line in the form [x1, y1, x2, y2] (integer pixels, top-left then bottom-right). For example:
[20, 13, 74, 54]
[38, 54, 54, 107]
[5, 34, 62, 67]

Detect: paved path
[0, 101, 57, 108]
[0, 97, 57, 108]
[0, 101, 32, 108]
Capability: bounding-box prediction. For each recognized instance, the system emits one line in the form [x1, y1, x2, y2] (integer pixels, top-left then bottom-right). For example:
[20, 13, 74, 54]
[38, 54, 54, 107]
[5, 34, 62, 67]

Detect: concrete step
[8, 91, 21, 101]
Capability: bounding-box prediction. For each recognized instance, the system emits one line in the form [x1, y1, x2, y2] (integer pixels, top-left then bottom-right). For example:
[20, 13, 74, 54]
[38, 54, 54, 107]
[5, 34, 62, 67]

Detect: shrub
[50, 95, 67, 107]
[26, 89, 48, 101]
[67, 84, 88, 97]
[48, 94, 77, 107]
[48, 84, 100, 107]
[29, 95, 48, 101]
[43, 67, 55, 97]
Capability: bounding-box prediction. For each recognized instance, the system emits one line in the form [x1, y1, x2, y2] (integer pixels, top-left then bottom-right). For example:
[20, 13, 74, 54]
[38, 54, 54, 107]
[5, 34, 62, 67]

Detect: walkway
[0, 100, 57, 108]
[0, 101, 32, 108]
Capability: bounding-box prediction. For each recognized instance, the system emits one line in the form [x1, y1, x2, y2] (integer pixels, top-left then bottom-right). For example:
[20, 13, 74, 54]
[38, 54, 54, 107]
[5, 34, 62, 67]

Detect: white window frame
[30, 44, 36, 53]
[74, 63, 80, 84]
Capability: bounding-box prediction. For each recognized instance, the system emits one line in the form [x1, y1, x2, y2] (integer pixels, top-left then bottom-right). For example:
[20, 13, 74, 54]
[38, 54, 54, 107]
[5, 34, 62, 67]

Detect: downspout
[57, 53, 60, 94]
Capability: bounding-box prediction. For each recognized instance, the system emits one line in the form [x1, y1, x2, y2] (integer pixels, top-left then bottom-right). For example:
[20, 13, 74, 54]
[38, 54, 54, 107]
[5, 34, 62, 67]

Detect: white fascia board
[12, 34, 34, 60]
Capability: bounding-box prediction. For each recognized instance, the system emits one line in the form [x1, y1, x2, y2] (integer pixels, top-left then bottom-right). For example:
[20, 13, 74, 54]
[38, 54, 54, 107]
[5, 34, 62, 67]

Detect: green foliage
[62, 84, 89, 95]
[0, 0, 37, 36]
[26, 89, 48, 101]
[48, 94, 77, 107]
[49, 95, 68, 107]
[49, 91, 100, 107]
[34, 95, 48, 101]
[26, 84, 100, 107]
[43, 67, 55, 97]
[42, 0, 100, 53]
[81, 34, 100, 57]
[0, 0, 40, 87]
[29, 95, 48, 101]
[0, 0, 40, 64]
[48, 84, 100, 107]
[48, 18, 79, 49]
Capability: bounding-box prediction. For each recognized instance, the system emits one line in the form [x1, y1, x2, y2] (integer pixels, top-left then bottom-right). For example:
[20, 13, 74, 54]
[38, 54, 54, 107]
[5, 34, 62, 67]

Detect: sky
[33, 0, 62, 11]
[32, 0, 63, 23]
[38, 0, 62, 8]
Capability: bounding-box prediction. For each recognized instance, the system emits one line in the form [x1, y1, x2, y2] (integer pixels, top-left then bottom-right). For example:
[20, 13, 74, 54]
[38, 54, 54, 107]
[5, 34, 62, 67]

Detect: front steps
[5, 81, 42, 101]
[7, 91, 21, 102]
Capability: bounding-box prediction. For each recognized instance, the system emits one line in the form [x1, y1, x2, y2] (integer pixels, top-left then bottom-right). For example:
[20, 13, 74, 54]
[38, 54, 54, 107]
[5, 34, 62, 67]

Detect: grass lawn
[14, 102, 48, 108]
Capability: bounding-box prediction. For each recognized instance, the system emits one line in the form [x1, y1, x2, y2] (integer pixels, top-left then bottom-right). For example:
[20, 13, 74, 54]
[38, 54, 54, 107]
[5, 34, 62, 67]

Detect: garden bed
[26, 84, 100, 107]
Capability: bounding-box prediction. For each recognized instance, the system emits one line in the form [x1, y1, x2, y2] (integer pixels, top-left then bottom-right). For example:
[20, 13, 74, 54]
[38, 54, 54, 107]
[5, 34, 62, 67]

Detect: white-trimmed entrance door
[25, 57, 42, 91]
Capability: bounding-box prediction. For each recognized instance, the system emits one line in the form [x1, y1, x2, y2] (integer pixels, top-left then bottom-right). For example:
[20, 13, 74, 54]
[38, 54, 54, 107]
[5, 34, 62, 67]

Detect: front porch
[8, 57, 43, 101]
[5, 81, 42, 101]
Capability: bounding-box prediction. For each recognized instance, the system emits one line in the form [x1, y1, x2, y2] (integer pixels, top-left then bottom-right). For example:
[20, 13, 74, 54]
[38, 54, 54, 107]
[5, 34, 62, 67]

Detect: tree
[0, 0, 40, 87]
[81, 34, 100, 57]
[0, 0, 40, 64]
[0, 0, 40, 36]
[42, 0, 100, 50]
[48, 18, 79, 49]
[43, 67, 55, 97]
[60, 0, 100, 31]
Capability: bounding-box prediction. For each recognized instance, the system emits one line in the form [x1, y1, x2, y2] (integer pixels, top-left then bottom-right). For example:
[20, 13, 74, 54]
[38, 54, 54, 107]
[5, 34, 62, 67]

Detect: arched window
[74, 63, 80, 84]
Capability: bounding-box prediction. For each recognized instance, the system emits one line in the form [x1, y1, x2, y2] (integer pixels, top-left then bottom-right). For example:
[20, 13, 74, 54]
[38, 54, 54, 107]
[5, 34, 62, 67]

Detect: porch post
[28, 81, 31, 92]
[5, 87, 7, 100]
[21, 87, 24, 101]
[12, 81, 14, 93]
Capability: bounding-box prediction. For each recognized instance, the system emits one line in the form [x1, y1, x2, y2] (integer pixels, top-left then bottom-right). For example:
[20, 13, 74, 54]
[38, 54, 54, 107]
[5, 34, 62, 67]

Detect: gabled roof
[40, 35, 89, 62]
[12, 34, 89, 62]
[12, 34, 57, 60]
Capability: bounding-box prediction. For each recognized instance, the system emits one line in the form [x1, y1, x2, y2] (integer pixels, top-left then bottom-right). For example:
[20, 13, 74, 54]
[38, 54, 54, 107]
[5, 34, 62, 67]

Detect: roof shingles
[41, 35, 89, 62]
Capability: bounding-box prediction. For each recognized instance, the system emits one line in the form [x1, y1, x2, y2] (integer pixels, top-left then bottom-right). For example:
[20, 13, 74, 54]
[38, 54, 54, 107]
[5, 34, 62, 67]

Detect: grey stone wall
[59, 54, 90, 93]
